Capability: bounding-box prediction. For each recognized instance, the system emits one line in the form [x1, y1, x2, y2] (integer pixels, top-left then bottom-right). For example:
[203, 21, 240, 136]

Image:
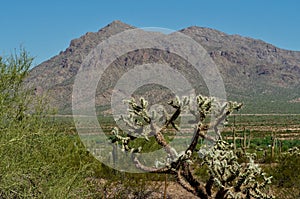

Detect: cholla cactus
[109, 95, 274, 198]
[203, 140, 273, 199]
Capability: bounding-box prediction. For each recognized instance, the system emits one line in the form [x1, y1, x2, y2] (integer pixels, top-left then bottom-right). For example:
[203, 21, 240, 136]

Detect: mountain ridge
[26, 20, 300, 114]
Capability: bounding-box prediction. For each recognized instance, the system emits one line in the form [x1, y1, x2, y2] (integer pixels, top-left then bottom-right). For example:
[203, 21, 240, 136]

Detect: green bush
[270, 147, 300, 198]
[0, 50, 101, 198]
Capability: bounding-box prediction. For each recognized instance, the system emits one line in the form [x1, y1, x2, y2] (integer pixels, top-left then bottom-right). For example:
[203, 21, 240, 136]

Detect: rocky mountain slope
[26, 20, 300, 114]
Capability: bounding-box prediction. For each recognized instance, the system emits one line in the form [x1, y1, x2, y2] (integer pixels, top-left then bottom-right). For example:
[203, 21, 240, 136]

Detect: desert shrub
[269, 147, 300, 198]
[0, 50, 103, 198]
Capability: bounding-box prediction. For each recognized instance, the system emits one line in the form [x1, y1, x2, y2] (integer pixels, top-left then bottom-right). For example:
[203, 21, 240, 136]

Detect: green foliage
[269, 147, 300, 198]
[0, 50, 102, 198]
[0, 50, 32, 128]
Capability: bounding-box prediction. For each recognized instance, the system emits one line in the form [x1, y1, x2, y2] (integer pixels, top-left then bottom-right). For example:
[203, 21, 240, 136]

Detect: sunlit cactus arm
[120, 97, 153, 141]
[108, 127, 140, 152]
[209, 100, 243, 140]
[122, 97, 182, 163]
[124, 97, 152, 125]
[126, 97, 151, 123]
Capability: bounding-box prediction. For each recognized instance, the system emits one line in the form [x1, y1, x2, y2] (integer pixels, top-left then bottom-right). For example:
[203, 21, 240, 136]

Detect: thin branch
[165, 101, 181, 131]
[133, 156, 172, 174]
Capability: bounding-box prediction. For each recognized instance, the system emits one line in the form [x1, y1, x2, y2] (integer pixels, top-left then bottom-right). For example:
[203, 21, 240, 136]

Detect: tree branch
[132, 156, 171, 173]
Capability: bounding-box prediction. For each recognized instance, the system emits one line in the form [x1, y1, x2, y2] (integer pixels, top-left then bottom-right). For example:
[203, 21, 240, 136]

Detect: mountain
[26, 20, 300, 114]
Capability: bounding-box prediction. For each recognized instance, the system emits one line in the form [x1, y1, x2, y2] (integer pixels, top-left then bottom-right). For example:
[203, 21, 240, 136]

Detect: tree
[0, 49, 33, 127]
[0, 50, 98, 198]
[109, 96, 274, 198]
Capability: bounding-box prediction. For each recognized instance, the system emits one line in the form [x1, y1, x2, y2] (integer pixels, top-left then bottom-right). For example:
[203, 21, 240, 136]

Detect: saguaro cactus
[109, 95, 274, 198]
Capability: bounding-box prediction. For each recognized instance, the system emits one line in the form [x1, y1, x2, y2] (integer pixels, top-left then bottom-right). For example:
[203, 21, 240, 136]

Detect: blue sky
[1, 0, 300, 66]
